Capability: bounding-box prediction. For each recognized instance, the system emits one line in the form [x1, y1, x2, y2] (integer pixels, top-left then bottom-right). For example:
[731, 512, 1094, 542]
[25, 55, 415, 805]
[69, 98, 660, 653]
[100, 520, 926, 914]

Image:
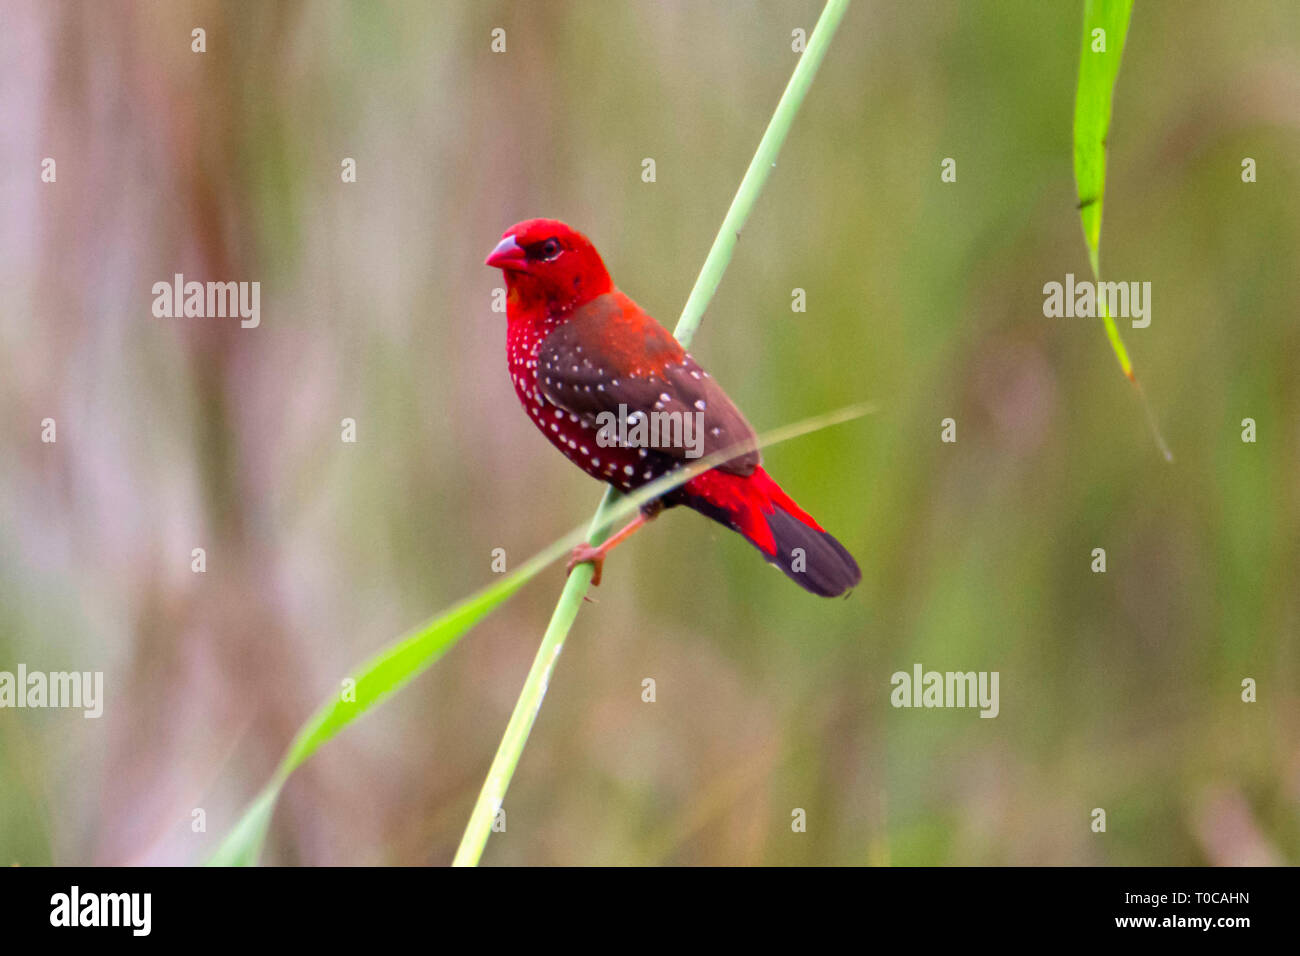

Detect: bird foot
[566, 544, 605, 587]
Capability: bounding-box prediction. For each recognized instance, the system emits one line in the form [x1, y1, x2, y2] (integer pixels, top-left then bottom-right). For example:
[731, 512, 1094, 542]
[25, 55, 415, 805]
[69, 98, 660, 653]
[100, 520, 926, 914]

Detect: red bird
[486, 219, 861, 597]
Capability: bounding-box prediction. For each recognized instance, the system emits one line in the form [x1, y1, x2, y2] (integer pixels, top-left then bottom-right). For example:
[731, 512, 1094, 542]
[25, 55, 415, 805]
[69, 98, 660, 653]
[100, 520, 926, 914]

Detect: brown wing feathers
[537, 292, 760, 475]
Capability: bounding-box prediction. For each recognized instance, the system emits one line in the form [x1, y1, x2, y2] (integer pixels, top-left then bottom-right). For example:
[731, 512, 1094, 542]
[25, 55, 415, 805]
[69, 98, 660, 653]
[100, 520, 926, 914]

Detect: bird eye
[537, 238, 562, 261]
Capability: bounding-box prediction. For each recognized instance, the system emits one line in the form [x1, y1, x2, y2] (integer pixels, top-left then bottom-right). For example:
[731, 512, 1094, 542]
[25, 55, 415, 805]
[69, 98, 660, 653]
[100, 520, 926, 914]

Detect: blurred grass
[0, 0, 1297, 865]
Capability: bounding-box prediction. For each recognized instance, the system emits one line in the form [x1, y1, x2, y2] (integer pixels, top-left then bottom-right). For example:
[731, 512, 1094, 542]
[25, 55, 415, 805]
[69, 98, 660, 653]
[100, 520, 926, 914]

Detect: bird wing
[537, 291, 760, 475]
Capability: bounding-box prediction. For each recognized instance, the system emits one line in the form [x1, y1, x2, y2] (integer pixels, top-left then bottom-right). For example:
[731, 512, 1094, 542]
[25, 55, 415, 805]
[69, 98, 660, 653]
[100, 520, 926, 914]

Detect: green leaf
[206, 401, 872, 866]
[1074, 0, 1134, 286]
[1074, 0, 1136, 385]
[206, 554, 543, 865]
[1072, 0, 1170, 461]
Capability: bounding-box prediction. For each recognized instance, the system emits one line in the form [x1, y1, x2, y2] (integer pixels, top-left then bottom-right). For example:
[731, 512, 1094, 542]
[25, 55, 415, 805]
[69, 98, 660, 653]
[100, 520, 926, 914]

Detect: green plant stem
[452, 0, 853, 868]
[206, 395, 868, 866]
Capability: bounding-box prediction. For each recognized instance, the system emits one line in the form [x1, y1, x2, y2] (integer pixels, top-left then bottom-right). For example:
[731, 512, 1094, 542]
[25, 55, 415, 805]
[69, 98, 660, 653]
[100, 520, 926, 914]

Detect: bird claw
[566, 544, 605, 587]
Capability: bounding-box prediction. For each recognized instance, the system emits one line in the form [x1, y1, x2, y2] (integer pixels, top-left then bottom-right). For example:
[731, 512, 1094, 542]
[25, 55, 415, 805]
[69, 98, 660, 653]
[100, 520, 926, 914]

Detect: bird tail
[679, 466, 861, 598]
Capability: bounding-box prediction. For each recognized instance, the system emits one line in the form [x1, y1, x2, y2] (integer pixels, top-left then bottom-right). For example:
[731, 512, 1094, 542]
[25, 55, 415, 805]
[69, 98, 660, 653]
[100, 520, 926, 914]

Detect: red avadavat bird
[486, 219, 861, 597]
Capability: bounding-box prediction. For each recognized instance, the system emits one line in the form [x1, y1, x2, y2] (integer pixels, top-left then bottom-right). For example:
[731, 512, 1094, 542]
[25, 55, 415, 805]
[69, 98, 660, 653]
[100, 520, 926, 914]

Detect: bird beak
[485, 235, 528, 270]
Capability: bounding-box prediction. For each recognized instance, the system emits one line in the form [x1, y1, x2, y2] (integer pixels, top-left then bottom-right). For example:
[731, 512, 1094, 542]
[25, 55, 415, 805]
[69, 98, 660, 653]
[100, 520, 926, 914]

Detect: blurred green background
[1, 0, 1296, 865]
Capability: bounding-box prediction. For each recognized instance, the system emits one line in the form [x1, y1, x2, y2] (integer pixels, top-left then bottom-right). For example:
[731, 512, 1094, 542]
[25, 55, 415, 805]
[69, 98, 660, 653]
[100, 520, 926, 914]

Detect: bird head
[485, 219, 612, 312]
